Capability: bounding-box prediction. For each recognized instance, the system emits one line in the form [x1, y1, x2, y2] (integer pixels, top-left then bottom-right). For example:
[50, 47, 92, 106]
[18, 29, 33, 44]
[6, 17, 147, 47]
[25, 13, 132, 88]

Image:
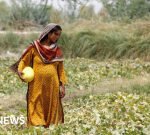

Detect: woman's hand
[18, 71, 26, 82]
[59, 84, 65, 98]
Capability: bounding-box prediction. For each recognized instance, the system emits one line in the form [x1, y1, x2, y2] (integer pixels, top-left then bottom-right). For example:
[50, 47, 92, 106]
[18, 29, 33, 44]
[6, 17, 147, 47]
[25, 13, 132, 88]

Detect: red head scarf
[21, 23, 63, 63]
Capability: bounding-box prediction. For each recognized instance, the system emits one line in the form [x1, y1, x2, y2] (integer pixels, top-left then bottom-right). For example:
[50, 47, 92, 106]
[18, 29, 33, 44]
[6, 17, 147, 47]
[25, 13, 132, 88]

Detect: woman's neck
[41, 40, 52, 46]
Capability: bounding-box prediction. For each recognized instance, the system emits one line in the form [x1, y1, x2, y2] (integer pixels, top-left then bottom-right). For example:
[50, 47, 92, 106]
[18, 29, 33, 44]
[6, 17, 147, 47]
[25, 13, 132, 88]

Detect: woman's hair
[40, 25, 62, 42]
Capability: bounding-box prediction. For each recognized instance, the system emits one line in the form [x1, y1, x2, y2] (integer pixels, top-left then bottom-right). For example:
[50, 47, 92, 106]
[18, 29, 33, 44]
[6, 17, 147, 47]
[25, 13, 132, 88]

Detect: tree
[9, 0, 51, 26]
[55, 0, 90, 22]
[49, 8, 63, 24]
[0, 1, 9, 19]
[101, 0, 150, 20]
[0, 1, 10, 29]
[78, 5, 96, 20]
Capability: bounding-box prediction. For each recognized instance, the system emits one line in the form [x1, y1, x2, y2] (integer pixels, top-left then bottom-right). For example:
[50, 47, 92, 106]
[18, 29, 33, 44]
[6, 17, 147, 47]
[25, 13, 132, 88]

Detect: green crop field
[0, 57, 150, 134]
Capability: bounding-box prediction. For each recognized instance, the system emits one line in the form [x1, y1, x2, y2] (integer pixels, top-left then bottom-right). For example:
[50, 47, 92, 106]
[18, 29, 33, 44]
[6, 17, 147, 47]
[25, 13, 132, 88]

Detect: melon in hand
[22, 67, 34, 82]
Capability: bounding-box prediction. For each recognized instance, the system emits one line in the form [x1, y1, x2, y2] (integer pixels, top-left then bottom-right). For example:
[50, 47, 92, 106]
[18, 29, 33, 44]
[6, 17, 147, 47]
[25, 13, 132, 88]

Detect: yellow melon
[22, 67, 34, 82]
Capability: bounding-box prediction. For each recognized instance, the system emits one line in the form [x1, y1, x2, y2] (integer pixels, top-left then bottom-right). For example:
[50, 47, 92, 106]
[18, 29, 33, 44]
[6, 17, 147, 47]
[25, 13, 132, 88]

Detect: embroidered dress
[18, 45, 67, 127]
[9, 23, 68, 128]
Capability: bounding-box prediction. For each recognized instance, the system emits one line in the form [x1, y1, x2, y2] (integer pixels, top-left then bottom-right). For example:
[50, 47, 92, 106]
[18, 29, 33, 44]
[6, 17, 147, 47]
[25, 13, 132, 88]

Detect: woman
[13, 23, 67, 128]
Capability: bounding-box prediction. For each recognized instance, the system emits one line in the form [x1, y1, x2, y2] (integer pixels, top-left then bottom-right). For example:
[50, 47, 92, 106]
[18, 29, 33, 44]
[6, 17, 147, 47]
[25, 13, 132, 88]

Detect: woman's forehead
[50, 30, 62, 34]
[56, 30, 62, 33]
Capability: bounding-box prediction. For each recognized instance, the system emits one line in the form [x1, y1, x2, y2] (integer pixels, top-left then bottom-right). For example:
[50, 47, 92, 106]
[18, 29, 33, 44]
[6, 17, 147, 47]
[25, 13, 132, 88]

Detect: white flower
[49, 124, 55, 130]
[83, 124, 91, 128]
[89, 95, 93, 99]
[112, 130, 120, 135]
[79, 85, 84, 90]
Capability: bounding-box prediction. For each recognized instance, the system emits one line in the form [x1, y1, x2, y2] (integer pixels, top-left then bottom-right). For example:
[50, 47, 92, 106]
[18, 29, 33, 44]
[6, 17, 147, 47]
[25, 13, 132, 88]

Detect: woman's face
[48, 30, 62, 43]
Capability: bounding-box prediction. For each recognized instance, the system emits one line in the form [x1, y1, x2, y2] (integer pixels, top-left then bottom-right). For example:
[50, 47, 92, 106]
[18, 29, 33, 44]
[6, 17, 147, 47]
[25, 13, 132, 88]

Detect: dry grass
[0, 93, 26, 111]
[62, 19, 120, 34]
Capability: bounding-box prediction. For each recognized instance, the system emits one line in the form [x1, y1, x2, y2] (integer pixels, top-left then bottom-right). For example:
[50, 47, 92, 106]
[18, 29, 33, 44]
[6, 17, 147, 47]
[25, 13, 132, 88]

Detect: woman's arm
[57, 61, 68, 86]
[18, 48, 33, 82]
[57, 61, 68, 98]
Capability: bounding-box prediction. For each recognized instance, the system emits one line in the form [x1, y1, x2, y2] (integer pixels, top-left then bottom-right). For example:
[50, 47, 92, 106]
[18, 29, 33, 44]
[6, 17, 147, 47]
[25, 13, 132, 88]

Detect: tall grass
[0, 32, 38, 53]
[60, 26, 150, 60]
[1, 20, 150, 60]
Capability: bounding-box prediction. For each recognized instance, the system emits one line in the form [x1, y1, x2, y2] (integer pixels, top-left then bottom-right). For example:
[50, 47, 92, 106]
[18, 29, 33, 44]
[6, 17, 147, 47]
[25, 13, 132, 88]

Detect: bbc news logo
[0, 115, 25, 125]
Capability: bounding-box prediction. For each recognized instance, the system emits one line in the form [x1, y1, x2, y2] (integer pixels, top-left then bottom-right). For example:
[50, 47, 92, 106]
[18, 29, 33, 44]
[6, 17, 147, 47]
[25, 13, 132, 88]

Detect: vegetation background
[0, 0, 150, 134]
[0, 0, 150, 60]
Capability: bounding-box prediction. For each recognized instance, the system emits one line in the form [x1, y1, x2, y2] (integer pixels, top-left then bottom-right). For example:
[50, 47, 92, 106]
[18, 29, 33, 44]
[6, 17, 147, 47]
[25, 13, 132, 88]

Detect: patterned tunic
[18, 46, 67, 127]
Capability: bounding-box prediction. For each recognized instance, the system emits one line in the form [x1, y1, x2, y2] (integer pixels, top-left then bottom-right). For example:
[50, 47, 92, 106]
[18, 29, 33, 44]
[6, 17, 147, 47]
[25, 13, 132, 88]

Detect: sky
[50, 0, 103, 13]
[1, 0, 103, 14]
